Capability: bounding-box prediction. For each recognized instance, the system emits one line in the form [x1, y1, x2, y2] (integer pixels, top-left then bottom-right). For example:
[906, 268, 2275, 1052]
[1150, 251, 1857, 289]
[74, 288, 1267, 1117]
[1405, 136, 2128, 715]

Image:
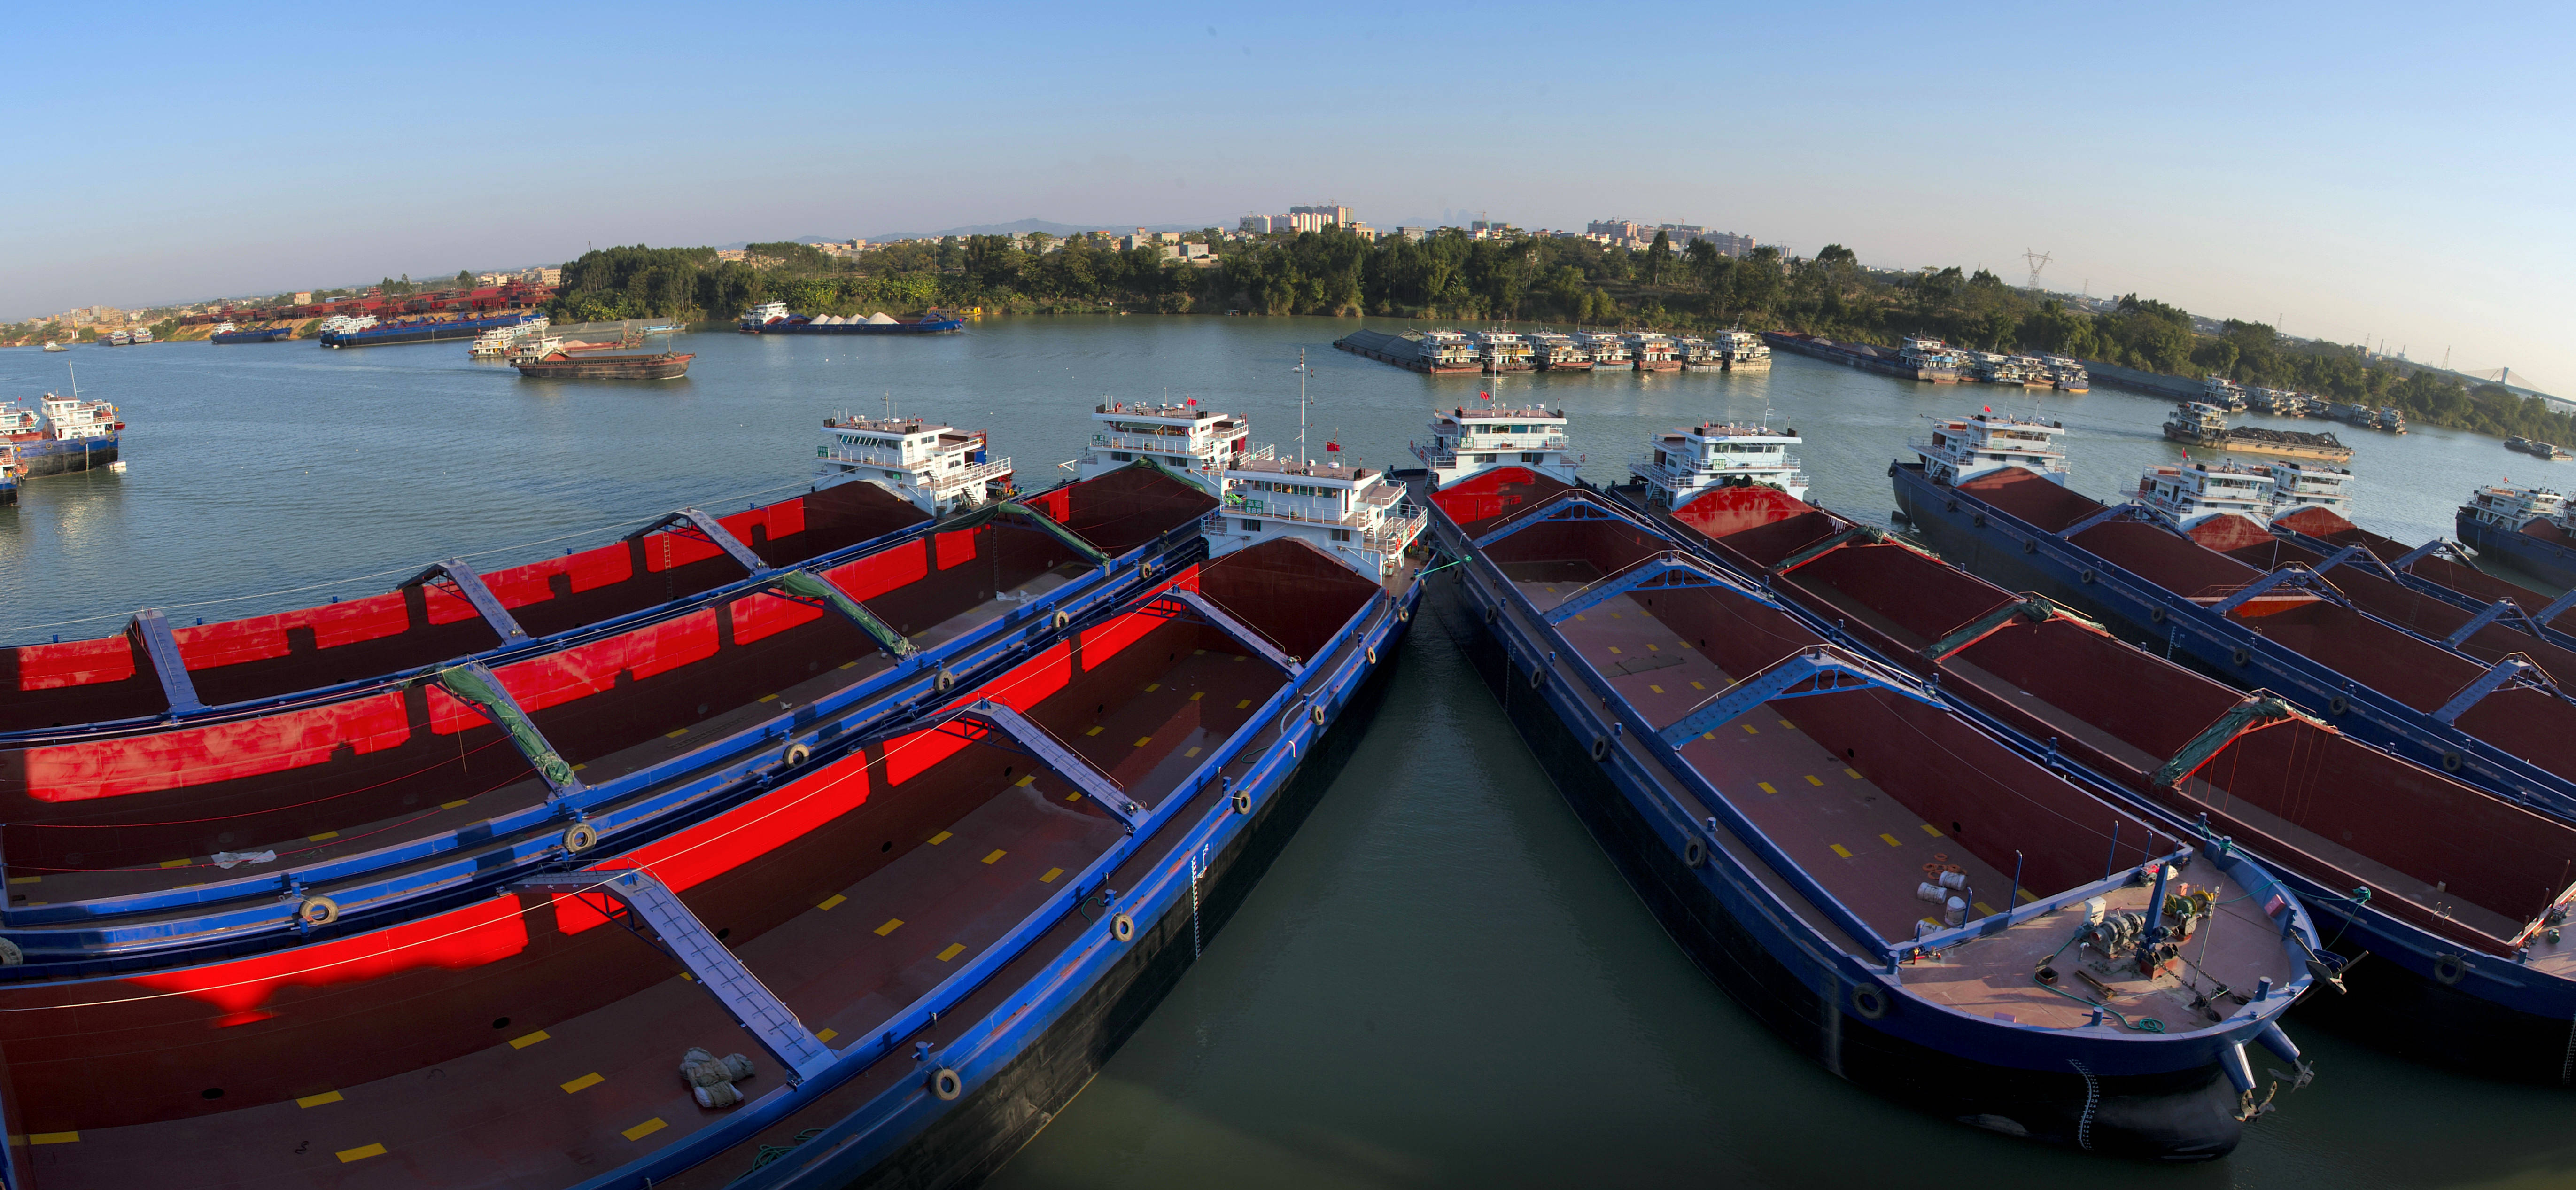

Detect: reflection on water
[0, 325, 2550, 1185]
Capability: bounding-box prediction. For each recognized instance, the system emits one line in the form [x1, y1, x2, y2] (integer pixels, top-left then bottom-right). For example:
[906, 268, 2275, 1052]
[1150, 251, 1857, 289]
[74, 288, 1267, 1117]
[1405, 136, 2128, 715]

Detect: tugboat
[1412, 403, 1583, 488]
[1909, 411, 2071, 486]
[0, 390, 121, 477]
[1630, 420, 1809, 511]
[815, 410, 1015, 517]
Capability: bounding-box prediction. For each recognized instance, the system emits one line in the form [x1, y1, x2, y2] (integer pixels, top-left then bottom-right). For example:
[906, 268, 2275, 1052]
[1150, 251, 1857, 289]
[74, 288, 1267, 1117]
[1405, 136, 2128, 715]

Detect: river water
[0, 321, 2556, 1188]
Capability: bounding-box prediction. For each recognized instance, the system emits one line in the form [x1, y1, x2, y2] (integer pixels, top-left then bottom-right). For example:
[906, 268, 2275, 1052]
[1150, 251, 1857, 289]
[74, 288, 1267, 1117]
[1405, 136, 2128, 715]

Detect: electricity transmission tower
[2022, 249, 2054, 293]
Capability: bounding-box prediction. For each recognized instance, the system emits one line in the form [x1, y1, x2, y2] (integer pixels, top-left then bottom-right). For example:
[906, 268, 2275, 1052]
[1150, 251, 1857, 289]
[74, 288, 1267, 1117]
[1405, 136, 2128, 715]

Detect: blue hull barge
[739, 302, 964, 335]
[2456, 483, 2576, 591]
[1665, 482, 2576, 1087]
[1425, 467, 2318, 1158]
[209, 326, 294, 344]
[1889, 459, 2576, 826]
[0, 393, 121, 479]
[2266, 505, 2576, 653]
[0, 536, 1422, 1189]
[320, 311, 538, 348]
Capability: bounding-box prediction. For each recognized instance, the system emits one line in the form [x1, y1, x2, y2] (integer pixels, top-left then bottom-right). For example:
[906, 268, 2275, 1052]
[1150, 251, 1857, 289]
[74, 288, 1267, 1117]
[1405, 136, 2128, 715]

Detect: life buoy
[1052, 610, 1072, 631]
[932, 1067, 963, 1101]
[1232, 788, 1252, 815]
[2442, 751, 2463, 773]
[1684, 839, 1707, 868]
[298, 895, 341, 927]
[783, 742, 811, 767]
[1111, 912, 1135, 942]
[2328, 695, 2349, 716]
[1850, 982, 1890, 1020]
[2434, 952, 2466, 985]
[2149, 606, 2166, 623]
[1366, 645, 1377, 665]
[564, 822, 600, 853]
[1590, 735, 1611, 762]
[2231, 646, 2251, 666]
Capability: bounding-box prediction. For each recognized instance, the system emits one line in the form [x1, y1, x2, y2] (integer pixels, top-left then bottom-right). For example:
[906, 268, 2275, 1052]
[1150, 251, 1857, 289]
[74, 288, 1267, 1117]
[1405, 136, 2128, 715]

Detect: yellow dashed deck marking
[1678, 640, 1691, 649]
[1185, 746, 1202, 757]
[1843, 767, 1862, 779]
[337, 1143, 387, 1163]
[509, 1030, 551, 1050]
[665, 728, 689, 739]
[1195, 648, 1207, 655]
[1235, 699, 1252, 709]
[1646, 644, 1660, 652]
[1878, 833, 1902, 848]
[1757, 782, 1777, 793]
[571, 762, 587, 771]
[1701, 731, 1715, 740]
[1830, 844, 1853, 859]
[981, 850, 1006, 865]
[1805, 775, 1823, 786]
[623, 1119, 667, 1142]
[875, 918, 904, 936]
[937, 943, 968, 962]
[817, 1028, 838, 1042]
[442, 799, 470, 810]
[1084, 726, 1103, 736]
[840, 661, 858, 669]
[817, 894, 846, 911]
[1574, 614, 1587, 621]
[1606, 646, 1623, 655]
[1065, 792, 1082, 801]
[160, 858, 189, 869]
[561, 1073, 603, 1094]
[1648, 684, 1664, 694]
[1973, 902, 1996, 917]
[1133, 736, 1153, 747]
[1015, 775, 1035, 787]
[1039, 867, 1063, 883]
[1741, 724, 1758, 734]
[928, 831, 952, 845]
[2018, 889, 2038, 904]
[757, 693, 780, 702]
[1609, 611, 1624, 619]
[1190, 691, 1205, 700]
[28, 1132, 76, 1145]
[297, 1090, 344, 1108]
[1778, 719, 1795, 729]
[1920, 824, 1943, 837]
[1145, 683, 1161, 692]
[308, 831, 340, 842]
[1690, 681, 1705, 690]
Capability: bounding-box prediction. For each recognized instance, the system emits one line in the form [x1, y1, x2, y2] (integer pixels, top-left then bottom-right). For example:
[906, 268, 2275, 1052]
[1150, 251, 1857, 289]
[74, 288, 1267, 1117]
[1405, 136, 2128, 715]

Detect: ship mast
[1292, 349, 1313, 466]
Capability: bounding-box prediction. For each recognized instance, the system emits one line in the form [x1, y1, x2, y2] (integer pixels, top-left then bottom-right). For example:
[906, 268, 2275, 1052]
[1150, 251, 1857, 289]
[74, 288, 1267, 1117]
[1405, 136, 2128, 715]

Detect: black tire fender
[2149, 606, 2166, 624]
[2328, 695, 2349, 716]
[932, 1067, 963, 1101]
[1851, 982, 1890, 1020]
[1590, 735, 1612, 762]
[1052, 609, 1071, 631]
[563, 822, 599, 853]
[1684, 838, 1707, 868]
[1111, 912, 1135, 942]
[1232, 788, 1252, 815]
[298, 895, 341, 927]
[2231, 646, 2251, 666]
[2434, 952, 2467, 985]
[783, 742, 811, 767]
[2442, 751, 2463, 773]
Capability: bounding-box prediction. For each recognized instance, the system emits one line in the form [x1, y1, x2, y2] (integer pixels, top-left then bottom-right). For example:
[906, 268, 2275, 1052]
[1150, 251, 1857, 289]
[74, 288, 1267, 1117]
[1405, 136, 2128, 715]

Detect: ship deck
[16, 622, 1290, 1189]
[1505, 564, 2292, 1033]
[12, 565, 1090, 913]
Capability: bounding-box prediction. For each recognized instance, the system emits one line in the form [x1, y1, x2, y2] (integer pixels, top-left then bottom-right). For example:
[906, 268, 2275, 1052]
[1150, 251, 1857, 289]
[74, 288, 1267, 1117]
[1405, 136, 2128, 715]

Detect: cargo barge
[1331, 328, 1482, 374]
[2457, 484, 2576, 591]
[208, 326, 293, 345]
[0, 512, 1422, 1190]
[2161, 402, 2355, 463]
[0, 465, 1221, 973]
[1643, 476, 2576, 1086]
[319, 311, 540, 349]
[738, 302, 965, 335]
[1424, 467, 2319, 1156]
[1763, 330, 1963, 382]
[1889, 420, 2576, 825]
[512, 350, 696, 380]
[0, 393, 120, 478]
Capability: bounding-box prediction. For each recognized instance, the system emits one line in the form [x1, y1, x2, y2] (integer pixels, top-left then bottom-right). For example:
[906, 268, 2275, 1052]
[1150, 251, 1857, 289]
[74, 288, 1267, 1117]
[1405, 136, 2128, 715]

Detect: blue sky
[7, 0, 2569, 387]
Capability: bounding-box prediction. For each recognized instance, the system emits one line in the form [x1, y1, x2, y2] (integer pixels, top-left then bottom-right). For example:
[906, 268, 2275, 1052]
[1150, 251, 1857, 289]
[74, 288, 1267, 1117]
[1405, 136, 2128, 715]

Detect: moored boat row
[1333, 327, 1770, 375]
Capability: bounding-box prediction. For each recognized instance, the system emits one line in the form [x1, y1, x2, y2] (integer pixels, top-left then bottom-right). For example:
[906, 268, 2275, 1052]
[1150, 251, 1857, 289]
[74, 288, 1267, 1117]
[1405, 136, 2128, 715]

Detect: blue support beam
[1545, 553, 1750, 624]
[403, 558, 529, 644]
[2056, 500, 2155, 540]
[2208, 565, 2348, 616]
[635, 507, 769, 575]
[130, 608, 204, 715]
[2433, 655, 2546, 725]
[2537, 586, 2576, 629]
[961, 700, 1148, 830]
[1658, 646, 1943, 749]
[521, 869, 836, 1082]
[2303, 544, 2376, 578]
[1165, 590, 1301, 674]
[2444, 599, 2527, 650]
[2390, 537, 2462, 570]
[1471, 493, 1646, 550]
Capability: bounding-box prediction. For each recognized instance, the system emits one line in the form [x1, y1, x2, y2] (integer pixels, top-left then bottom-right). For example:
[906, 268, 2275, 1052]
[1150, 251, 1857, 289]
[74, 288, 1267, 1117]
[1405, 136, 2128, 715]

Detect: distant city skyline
[5, 0, 2568, 388]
